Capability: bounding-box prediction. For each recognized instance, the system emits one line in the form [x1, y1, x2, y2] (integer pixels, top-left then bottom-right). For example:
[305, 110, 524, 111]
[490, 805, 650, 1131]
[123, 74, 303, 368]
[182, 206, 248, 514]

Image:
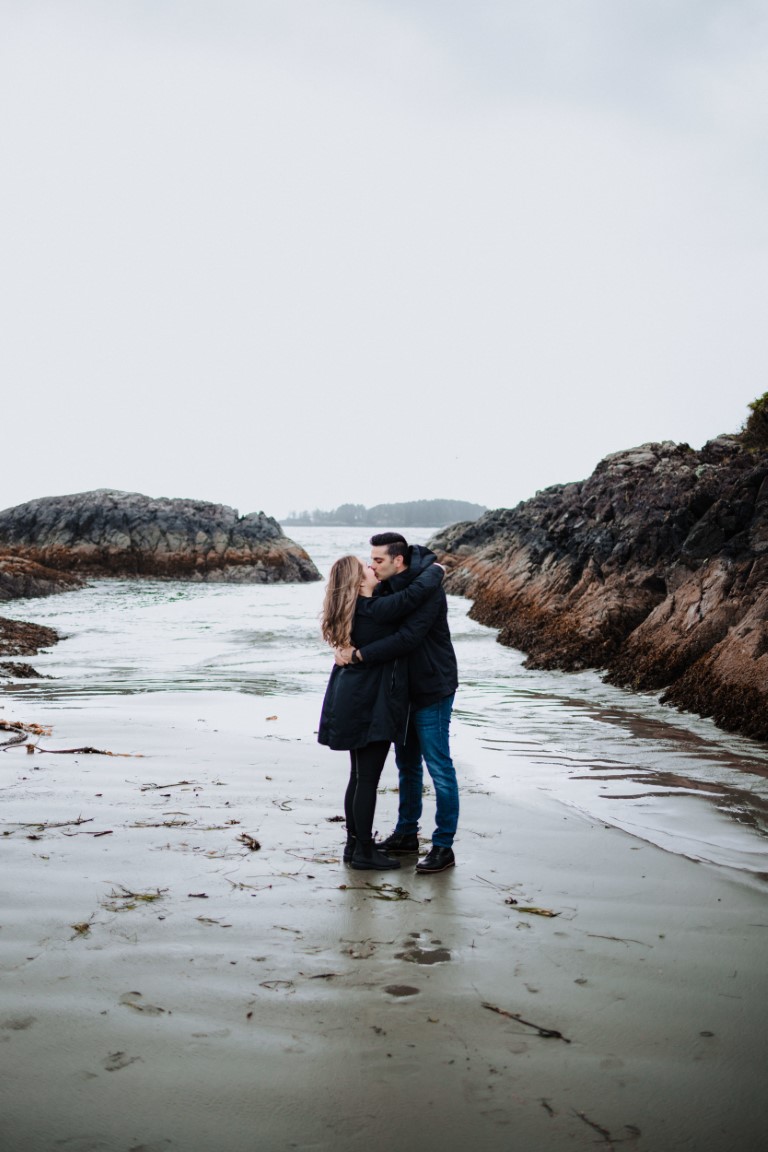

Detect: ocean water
[2, 525, 767, 881]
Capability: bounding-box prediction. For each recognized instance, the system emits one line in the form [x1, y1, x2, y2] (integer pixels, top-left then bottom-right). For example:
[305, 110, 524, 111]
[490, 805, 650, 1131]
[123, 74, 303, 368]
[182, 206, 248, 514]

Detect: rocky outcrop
[0, 554, 85, 602]
[0, 615, 59, 681]
[0, 618, 59, 680]
[0, 561, 69, 680]
[0, 616, 59, 656]
[431, 437, 768, 742]
[0, 490, 321, 583]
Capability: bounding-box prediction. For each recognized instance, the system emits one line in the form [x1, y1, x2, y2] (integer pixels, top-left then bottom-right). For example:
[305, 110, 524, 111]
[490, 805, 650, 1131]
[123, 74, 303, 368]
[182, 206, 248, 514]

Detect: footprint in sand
[103, 1051, 142, 1072]
[126, 1141, 173, 1152]
[119, 991, 166, 1016]
[0, 1014, 37, 1031]
[395, 946, 452, 965]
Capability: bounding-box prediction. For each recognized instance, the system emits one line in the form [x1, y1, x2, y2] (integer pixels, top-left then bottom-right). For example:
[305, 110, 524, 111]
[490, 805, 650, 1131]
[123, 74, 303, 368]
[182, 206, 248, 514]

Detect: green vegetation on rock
[741, 391, 768, 450]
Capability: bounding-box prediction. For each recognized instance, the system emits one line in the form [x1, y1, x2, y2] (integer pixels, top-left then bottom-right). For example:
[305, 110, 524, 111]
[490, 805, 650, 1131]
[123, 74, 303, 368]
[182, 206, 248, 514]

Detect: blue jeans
[394, 694, 458, 848]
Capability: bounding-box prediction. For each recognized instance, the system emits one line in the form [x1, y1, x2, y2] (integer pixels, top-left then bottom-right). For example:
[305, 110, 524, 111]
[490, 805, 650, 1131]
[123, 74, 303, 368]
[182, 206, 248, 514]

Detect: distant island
[282, 499, 488, 528]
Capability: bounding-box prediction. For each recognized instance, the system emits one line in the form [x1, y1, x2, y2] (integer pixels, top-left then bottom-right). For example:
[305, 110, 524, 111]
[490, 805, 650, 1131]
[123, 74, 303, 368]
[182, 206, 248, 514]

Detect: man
[336, 531, 459, 873]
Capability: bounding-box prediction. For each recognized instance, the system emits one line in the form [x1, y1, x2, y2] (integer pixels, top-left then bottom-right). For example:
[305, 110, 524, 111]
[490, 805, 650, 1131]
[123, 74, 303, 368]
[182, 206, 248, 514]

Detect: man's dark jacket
[318, 563, 444, 749]
[357, 545, 458, 708]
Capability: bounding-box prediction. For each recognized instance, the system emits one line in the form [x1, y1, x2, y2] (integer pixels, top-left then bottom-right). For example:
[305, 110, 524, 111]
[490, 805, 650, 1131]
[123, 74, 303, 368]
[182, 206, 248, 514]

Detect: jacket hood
[381, 544, 437, 592]
[408, 544, 437, 573]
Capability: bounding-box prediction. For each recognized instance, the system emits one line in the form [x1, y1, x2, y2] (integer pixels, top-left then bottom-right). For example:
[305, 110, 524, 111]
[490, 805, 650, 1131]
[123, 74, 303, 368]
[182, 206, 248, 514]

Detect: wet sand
[1, 691, 767, 1152]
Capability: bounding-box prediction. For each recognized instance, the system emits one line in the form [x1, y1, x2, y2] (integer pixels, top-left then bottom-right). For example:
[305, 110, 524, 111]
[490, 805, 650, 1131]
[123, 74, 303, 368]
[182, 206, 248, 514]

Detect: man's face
[369, 545, 404, 582]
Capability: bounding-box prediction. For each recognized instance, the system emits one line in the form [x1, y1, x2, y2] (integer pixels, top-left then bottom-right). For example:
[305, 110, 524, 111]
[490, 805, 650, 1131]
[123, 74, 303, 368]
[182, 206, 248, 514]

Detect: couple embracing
[318, 532, 459, 874]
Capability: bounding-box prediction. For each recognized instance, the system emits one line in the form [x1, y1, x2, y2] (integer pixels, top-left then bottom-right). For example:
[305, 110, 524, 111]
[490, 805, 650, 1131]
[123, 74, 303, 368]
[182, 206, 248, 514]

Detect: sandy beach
[3, 0, 767, 1145]
[1, 687, 766, 1152]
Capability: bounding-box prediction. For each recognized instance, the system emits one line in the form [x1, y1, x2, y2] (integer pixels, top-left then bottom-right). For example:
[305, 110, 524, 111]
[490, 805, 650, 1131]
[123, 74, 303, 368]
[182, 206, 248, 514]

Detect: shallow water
[3, 525, 767, 880]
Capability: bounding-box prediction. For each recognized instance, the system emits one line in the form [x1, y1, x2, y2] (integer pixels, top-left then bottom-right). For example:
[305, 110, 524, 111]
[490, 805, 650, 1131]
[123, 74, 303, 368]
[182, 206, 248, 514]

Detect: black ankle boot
[350, 841, 401, 871]
[343, 836, 356, 863]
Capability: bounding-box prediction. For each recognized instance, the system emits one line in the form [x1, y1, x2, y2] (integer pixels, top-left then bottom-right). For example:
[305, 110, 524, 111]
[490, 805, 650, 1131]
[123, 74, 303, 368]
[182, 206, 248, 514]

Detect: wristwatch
[350, 649, 361, 665]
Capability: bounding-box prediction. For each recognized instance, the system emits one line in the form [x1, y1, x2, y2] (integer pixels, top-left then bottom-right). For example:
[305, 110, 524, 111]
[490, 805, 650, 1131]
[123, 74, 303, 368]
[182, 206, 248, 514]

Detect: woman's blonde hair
[321, 555, 364, 648]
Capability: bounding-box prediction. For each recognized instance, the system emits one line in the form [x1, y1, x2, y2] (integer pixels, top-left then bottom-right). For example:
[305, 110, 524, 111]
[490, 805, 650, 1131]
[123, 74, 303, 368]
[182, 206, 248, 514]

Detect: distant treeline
[282, 499, 488, 528]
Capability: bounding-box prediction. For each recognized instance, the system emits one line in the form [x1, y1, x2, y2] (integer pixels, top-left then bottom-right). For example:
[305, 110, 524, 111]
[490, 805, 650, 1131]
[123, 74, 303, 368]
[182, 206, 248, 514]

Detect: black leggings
[344, 740, 390, 846]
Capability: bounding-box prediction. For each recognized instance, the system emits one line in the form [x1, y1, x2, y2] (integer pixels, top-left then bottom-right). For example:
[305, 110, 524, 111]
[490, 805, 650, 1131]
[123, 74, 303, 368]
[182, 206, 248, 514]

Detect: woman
[318, 555, 444, 870]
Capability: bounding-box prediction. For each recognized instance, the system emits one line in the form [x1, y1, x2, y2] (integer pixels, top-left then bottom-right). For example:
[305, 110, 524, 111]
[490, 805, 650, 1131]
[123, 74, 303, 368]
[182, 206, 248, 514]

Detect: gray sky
[2, 0, 766, 519]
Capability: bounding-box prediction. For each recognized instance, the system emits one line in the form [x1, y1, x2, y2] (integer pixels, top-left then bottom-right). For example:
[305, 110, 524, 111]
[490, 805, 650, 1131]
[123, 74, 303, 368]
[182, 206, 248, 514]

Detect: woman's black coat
[317, 563, 443, 751]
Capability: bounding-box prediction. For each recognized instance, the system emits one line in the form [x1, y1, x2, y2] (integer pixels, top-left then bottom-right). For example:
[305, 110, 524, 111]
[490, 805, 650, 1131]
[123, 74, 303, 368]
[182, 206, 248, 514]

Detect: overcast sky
[2, 1, 766, 520]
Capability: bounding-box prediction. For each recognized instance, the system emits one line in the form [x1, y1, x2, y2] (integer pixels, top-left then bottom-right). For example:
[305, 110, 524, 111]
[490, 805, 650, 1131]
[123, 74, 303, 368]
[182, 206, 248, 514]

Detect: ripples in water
[2, 527, 768, 880]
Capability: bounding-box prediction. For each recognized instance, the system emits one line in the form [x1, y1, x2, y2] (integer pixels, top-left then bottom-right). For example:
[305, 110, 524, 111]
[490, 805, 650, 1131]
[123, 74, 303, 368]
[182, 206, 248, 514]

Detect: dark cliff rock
[431, 437, 768, 743]
[0, 490, 321, 584]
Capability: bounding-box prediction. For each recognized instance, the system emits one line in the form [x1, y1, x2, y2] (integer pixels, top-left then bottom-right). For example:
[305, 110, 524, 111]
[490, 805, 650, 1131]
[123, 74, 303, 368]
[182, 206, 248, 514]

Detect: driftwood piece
[30, 745, 139, 757]
[482, 1001, 571, 1043]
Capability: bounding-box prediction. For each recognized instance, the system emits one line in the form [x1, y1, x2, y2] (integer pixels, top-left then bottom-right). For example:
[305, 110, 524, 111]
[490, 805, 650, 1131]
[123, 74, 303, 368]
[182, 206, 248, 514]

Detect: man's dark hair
[370, 531, 409, 561]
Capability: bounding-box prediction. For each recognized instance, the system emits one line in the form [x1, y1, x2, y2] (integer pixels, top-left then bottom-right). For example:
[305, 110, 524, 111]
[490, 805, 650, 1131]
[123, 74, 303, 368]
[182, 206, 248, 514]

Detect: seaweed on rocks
[432, 431, 768, 742]
[0, 617, 59, 658]
[0, 616, 60, 683]
[0, 490, 321, 583]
